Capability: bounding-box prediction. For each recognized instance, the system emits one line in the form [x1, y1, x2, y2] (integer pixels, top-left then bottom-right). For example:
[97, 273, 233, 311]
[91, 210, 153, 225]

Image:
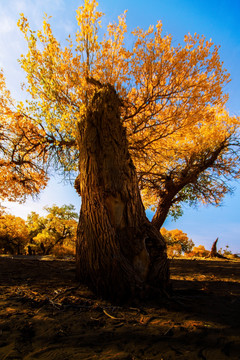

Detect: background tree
[219, 245, 233, 257]
[0, 214, 29, 254]
[188, 245, 210, 258]
[27, 204, 78, 255]
[161, 228, 194, 257]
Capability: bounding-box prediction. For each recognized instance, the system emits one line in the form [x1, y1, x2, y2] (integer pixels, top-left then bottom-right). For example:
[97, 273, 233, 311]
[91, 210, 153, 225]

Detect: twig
[103, 309, 124, 320]
[52, 286, 80, 300]
[163, 326, 174, 336]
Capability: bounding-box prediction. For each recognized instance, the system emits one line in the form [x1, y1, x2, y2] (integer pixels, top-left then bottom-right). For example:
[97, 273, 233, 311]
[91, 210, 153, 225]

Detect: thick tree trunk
[75, 83, 169, 302]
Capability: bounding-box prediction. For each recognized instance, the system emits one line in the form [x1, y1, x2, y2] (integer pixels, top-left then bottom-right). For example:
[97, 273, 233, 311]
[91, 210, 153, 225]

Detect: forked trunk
[151, 191, 178, 231]
[75, 83, 169, 302]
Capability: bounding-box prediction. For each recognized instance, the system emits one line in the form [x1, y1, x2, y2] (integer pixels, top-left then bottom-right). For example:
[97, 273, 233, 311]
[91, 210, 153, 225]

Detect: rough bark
[75, 83, 169, 302]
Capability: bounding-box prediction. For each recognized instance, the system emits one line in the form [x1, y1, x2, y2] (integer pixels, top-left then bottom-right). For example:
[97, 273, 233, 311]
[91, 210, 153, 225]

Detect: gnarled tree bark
[75, 83, 169, 302]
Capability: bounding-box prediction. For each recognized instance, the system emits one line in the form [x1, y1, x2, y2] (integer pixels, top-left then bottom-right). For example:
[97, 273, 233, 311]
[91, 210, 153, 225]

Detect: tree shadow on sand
[0, 256, 239, 359]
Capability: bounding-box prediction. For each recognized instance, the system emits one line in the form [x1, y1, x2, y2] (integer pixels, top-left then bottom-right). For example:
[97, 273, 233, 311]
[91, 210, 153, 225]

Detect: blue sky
[1, 0, 240, 253]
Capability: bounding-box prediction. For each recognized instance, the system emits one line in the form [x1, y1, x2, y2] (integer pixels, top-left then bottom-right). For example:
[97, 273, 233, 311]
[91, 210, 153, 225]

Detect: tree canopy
[161, 228, 194, 257]
[0, 213, 29, 254]
[0, 204, 77, 256]
[27, 204, 78, 255]
[0, 70, 48, 202]
[1, 0, 240, 227]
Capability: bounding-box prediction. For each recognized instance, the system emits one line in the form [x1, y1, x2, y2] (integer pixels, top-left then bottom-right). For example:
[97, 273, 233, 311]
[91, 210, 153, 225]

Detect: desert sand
[0, 256, 239, 359]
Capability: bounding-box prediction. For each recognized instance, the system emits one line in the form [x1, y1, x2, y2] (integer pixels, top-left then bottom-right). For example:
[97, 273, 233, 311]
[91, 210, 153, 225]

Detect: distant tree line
[0, 204, 77, 256]
[0, 204, 235, 259]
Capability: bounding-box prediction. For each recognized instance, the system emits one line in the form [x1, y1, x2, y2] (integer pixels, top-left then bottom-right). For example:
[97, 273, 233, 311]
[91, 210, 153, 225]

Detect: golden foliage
[0, 69, 48, 202]
[187, 245, 210, 258]
[26, 204, 77, 255]
[161, 228, 194, 257]
[0, 214, 29, 254]
[1, 0, 239, 215]
[141, 107, 240, 212]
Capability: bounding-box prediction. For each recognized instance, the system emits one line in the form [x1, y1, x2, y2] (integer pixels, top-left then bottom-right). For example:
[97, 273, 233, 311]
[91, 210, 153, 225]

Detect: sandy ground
[0, 256, 240, 359]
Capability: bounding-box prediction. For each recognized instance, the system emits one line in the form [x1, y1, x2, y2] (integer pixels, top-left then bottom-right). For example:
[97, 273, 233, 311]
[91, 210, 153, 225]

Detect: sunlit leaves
[161, 228, 195, 257]
[0, 214, 29, 254]
[76, 0, 103, 73]
[140, 106, 240, 216]
[27, 204, 78, 254]
[17, 0, 230, 149]
[2, 0, 239, 217]
[0, 69, 48, 202]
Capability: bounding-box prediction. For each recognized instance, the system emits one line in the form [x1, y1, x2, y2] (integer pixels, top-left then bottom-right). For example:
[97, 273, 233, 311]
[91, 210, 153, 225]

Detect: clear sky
[1, 0, 240, 253]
